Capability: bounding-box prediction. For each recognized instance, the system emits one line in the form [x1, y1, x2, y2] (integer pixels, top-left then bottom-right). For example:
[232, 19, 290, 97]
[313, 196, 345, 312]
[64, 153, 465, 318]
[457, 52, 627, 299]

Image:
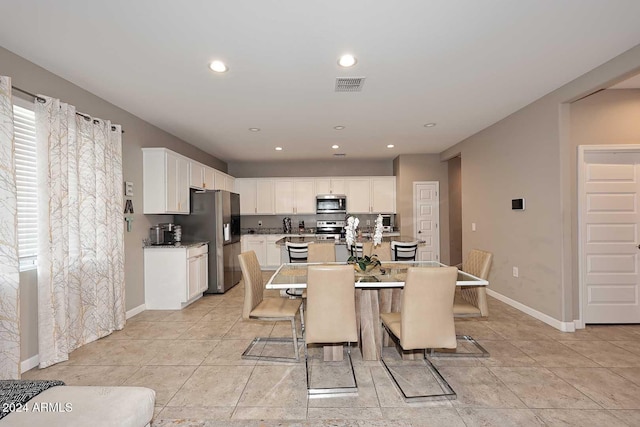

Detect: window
[13, 99, 38, 271]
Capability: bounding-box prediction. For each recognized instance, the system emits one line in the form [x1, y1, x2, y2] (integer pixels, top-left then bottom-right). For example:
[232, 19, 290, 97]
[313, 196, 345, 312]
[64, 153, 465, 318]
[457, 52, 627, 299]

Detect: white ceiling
[1, 1, 640, 162]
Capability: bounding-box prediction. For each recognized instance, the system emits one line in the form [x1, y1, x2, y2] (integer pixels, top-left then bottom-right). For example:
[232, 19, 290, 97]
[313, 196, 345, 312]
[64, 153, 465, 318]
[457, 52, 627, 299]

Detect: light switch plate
[513, 267, 519, 278]
[124, 181, 133, 197]
[472, 222, 476, 232]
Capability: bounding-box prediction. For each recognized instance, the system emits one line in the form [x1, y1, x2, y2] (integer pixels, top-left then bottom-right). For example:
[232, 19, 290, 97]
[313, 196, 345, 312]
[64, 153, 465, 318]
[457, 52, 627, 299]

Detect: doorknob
[418, 231, 422, 234]
[637, 244, 640, 249]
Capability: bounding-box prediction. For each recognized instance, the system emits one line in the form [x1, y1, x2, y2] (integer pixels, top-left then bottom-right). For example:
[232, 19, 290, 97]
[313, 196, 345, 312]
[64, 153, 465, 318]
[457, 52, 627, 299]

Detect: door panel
[582, 152, 640, 323]
[414, 182, 439, 262]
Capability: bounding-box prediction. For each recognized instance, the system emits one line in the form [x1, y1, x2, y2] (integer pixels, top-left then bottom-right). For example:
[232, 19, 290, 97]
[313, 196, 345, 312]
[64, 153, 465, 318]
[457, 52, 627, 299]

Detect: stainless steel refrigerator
[175, 190, 241, 293]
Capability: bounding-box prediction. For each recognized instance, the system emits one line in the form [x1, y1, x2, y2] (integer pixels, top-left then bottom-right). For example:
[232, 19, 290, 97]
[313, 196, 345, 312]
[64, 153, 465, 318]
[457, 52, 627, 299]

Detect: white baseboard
[486, 289, 576, 332]
[21, 354, 39, 373]
[126, 304, 146, 320]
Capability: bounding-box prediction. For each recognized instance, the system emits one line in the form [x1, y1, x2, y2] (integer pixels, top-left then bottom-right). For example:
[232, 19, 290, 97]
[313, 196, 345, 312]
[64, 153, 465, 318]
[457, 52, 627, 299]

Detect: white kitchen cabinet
[214, 170, 226, 190]
[236, 178, 274, 214]
[225, 175, 235, 192]
[236, 179, 257, 214]
[189, 161, 206, 190]
[294, 179, 315, 213]
[242, 234, 267, 267]
[345, 178, 372, 214]
[274, 179, 315, 214]
[315, 178, 346, 195]
[142, 148, 190, 214]
[266, 234, 285, 267]
[203, 166, 216, 190]
[144, 243, 208, 309]
[371, 177, 396, 213]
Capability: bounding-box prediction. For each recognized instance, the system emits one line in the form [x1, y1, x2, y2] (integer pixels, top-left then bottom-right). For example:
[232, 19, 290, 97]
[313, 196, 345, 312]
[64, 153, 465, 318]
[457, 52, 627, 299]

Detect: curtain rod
[12, 86, 124, 134]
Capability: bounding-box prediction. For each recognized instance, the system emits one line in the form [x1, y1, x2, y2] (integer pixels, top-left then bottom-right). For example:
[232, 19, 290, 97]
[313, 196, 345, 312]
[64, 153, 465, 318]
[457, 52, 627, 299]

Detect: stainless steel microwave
[316, 194, 347, 214]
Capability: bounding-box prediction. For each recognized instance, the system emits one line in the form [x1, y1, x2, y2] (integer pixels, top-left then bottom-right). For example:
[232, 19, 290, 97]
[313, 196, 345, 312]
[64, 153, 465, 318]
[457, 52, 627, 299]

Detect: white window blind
[13, 102, 38, 270]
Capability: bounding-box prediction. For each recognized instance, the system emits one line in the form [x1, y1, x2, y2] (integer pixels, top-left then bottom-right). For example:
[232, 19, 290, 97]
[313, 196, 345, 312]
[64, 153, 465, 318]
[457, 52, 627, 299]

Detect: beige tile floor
[23, 273, 640, 426]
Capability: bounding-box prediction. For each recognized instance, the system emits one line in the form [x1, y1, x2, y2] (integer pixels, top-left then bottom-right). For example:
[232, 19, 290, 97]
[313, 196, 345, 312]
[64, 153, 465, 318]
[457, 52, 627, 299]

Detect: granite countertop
[143, 240, 208, 249]
[242, 228, 316, 236]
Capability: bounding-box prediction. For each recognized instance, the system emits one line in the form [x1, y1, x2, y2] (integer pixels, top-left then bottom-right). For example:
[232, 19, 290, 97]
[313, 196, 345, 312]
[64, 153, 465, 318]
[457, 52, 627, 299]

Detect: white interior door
[581, 149, 640, 324]
[413, 182, 440, 261]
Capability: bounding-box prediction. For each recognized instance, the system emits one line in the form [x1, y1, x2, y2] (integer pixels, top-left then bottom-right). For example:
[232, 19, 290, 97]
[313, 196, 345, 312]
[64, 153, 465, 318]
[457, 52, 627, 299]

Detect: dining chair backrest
[372, 241, 392, 261]
[401, 266, 458, 350]
[462, 249, 493, 280]
[305, 265, 357, 345]
[238, 251, 264, 320]
[308, 242, 336, 262]
[286, 241, 309, 263]
[391, 241, 419, 261]
[349, 242, 365, 258]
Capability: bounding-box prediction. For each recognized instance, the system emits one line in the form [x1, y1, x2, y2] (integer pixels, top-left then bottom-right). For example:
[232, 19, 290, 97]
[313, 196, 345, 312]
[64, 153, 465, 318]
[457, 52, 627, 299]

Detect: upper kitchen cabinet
[371, 177, 396, 213]
[189, 161, 206, 190]
[345, 176, 396, 214]
[274, 179, 315, 214]
[203, 166, 216, 190]
[235, 178, 274, 215]
[143, 148, 190, 214]
[214, 170, 235, 192]
[345, 178, 372, 214]
[315, 178, 346, 195]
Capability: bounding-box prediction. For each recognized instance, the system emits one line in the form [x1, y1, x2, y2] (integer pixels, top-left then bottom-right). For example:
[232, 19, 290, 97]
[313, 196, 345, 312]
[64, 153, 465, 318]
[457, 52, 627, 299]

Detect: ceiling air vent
[333, 153, 347, 157]
[335, 77, 366, 92]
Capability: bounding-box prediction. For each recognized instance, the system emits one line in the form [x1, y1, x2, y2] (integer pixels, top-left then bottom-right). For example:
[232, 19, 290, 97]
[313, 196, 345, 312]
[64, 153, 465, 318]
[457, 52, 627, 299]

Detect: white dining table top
[265, 261, 489, 289]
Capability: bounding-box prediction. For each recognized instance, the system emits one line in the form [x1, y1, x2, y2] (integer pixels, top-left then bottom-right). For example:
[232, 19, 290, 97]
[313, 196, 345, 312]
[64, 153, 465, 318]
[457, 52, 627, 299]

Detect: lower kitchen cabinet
[241, 234, 285, 269]
[144, 243, 208, 309]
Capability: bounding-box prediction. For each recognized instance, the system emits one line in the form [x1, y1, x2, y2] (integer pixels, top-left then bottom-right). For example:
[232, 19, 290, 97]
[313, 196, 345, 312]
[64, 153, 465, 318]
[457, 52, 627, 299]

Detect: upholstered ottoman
[1, 385, 155, 427]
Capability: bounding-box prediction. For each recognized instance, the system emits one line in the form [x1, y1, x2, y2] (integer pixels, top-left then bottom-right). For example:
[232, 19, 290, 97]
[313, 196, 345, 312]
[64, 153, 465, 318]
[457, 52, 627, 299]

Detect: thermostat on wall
[512, 198, 525, 210]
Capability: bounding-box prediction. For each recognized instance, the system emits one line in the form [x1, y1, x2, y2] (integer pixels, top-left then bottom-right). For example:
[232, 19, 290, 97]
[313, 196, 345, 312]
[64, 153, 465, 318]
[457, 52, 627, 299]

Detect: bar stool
[308, 242, 336, 263]
[390, 241, 419, 261]
[285, 241, 309, 263]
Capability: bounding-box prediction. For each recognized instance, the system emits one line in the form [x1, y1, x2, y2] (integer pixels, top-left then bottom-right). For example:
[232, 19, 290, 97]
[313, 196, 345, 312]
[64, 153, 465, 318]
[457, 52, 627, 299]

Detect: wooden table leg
[359, 289, 381, 360]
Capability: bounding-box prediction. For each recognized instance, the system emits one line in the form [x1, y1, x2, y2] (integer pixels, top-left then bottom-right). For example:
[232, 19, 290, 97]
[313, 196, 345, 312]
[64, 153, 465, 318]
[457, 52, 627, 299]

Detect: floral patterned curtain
[36, 97, 125, 368]
[0, 76, 21, 379]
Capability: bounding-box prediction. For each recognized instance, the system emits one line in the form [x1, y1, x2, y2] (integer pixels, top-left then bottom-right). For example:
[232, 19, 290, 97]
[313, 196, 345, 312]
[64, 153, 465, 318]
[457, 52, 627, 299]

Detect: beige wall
[441, 44, 640, 323]
[569, 88, 640, 316]
[1, 46, 227, 362]
[393, 154, 450, 265]
[448, 156, 462, 266]
[229, 159, 393, 178]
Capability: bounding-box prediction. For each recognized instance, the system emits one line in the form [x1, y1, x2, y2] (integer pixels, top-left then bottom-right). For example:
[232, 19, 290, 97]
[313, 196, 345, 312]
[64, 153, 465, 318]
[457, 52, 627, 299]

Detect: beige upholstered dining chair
[454, 249, 493, 318]
[308, 242, 336, 263]
[380, 266, 458, 400]
[238, 251, 304, 361]
[372, 241, 392, 261]
[305, 264, 358, 395]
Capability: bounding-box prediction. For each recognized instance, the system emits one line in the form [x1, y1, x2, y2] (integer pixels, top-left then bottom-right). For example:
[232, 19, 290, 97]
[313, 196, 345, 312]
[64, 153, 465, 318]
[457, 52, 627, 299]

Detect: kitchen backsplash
[241, 213, 395, 234]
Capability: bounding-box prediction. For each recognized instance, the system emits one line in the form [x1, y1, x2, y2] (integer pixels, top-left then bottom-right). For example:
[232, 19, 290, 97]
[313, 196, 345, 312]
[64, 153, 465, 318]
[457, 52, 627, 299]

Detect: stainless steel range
[315, 220, 345, 240]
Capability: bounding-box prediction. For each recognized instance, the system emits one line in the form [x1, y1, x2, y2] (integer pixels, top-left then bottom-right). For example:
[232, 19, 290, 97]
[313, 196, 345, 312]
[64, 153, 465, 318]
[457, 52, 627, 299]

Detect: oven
[315, 220, 345, 240]
[316, 194, 347, 214]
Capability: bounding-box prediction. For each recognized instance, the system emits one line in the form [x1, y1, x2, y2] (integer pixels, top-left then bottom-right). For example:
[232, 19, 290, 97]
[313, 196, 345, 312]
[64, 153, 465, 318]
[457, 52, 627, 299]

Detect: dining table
[266, 260, 488, 361]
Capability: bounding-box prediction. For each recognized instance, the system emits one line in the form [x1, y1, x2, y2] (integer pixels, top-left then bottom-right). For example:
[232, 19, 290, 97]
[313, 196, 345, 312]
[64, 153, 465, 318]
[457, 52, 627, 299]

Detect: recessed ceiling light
[424, 123, 436, 127]
[248, 128, 260, 132]
[387, 144, 395, 148]
[332, 145, 339, 149]
[338, 54, 357, 68]
[333, 125, 345, 130]
[275, 147, 283, 151]
[209, 60, 228, 73]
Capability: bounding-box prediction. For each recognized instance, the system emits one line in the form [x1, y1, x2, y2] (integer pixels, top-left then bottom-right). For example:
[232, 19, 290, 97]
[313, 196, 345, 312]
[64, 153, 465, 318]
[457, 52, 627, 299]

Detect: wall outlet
[512, 266, 519, 278]
[471, 222, 476, 232]
[258, 221, 262, 226]
[366, 220, 371, 226]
